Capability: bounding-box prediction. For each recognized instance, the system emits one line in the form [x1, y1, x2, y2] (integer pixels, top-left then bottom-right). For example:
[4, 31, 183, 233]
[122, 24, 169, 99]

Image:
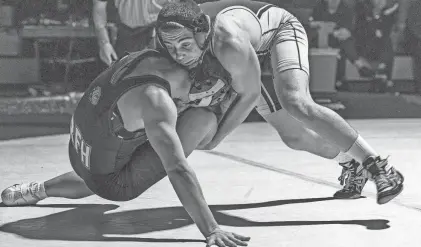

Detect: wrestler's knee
[191, 108, 217, 140]
[280, 94, 312, 118]
[197, 123, 217, 150]
[275, 71, 317, 120]
[195, 113, 218, 150]
[177, 107, 218, 152]
[281, 96, 321, 122]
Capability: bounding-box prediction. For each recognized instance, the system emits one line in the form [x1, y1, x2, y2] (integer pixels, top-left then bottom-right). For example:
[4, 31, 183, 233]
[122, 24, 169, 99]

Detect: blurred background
[0, 0, 420, 140]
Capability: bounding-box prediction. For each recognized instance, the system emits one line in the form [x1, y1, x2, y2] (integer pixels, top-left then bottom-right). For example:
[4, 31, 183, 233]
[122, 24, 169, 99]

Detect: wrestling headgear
[156, 0, 211, 51]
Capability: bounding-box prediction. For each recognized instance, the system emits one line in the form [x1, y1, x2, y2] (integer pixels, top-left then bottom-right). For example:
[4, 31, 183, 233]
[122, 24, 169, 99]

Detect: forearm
[93, 5, 110, 44]
[212, 21, 261, 143]
[95, 26, 110, 45]
[167, 166, 219, 237]
[213, 93, 258, 142]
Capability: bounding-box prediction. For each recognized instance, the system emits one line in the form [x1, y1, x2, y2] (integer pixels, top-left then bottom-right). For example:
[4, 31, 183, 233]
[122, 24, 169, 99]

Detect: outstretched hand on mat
[206, 228, 251, 247]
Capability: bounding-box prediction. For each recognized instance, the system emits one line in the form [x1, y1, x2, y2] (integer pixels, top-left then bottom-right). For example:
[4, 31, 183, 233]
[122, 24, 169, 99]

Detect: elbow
[237, 90, 260, 108]
[166, 164, 198, 185]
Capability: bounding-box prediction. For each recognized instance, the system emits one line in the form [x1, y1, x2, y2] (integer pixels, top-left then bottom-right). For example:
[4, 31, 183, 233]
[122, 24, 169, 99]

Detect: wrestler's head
[156, 0, 211, 69]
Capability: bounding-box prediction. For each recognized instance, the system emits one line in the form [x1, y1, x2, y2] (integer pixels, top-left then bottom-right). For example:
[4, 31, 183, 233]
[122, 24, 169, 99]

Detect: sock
[333, 152, 367, 176]
[344, 135, 378, 164]
[333, 152, 353, 164]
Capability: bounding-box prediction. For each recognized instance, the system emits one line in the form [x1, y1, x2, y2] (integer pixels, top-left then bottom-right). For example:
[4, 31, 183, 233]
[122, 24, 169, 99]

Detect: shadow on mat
[0, 197, 389, 243]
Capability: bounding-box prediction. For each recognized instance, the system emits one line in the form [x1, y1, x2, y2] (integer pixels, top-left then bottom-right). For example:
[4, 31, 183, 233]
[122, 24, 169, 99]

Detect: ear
[193, 31, 207, 48]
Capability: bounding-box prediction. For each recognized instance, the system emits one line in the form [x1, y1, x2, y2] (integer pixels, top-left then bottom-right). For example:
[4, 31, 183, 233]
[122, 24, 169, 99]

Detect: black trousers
[406, 31, 421, 93]
[355, 37, 395, 79]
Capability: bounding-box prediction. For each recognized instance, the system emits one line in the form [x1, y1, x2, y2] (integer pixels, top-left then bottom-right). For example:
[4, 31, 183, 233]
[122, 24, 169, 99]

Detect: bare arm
[92, 0, 110, 45]
[93, 0, 117, 65]
[140, 85, 219, 237]
[206, 16, 261, 149]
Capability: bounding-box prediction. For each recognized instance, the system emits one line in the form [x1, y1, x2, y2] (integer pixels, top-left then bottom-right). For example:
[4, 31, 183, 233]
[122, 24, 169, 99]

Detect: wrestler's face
[160, 27, 202, 69]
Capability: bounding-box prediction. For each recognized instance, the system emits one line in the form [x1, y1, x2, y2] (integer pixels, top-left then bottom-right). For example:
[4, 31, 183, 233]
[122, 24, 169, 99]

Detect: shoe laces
[338, 160, 366, 192]
[22, 182, 42, 201]
[338, 162, 358, 191]
[369, 157, 393, 191]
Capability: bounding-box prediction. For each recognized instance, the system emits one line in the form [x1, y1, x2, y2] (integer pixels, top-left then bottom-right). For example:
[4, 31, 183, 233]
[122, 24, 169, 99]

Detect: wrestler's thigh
[176, 107, 218, 155]
[270, 19, 310, 100]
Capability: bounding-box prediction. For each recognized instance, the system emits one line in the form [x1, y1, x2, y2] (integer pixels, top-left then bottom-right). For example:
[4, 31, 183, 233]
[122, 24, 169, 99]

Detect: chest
[187, 50, 233, 107]
[187, 76, 231, 107]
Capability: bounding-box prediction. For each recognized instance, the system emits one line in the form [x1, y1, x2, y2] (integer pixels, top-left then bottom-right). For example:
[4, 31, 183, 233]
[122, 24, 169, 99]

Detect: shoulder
[213, 14, 253, 54]
[213, 14, 239, 43]
[213, 11, 260, 49]
[140, 84, 172, 107]
[138, 84, 177, 122]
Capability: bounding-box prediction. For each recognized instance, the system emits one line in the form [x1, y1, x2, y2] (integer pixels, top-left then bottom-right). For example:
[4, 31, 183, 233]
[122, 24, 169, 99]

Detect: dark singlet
[70, 49, 171, 173]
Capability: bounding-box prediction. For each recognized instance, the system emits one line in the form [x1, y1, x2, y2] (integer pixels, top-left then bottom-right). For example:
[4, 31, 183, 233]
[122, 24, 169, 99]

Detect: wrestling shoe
[333, 160, 368, 199]
[363, 156, 404, 204]
[1, 182, 47, 206]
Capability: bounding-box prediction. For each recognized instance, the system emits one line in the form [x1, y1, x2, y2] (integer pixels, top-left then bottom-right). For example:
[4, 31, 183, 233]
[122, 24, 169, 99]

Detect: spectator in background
[353, 0, 399, 88]
[310, 0, 360, 82]
[93, 0, 176, 66]
[405, 0, 421, 94]
[389, 0, 410, 52]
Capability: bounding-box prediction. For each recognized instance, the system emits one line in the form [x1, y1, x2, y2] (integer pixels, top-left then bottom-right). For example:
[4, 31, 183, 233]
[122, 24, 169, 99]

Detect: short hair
[157, 0, 209, 33]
